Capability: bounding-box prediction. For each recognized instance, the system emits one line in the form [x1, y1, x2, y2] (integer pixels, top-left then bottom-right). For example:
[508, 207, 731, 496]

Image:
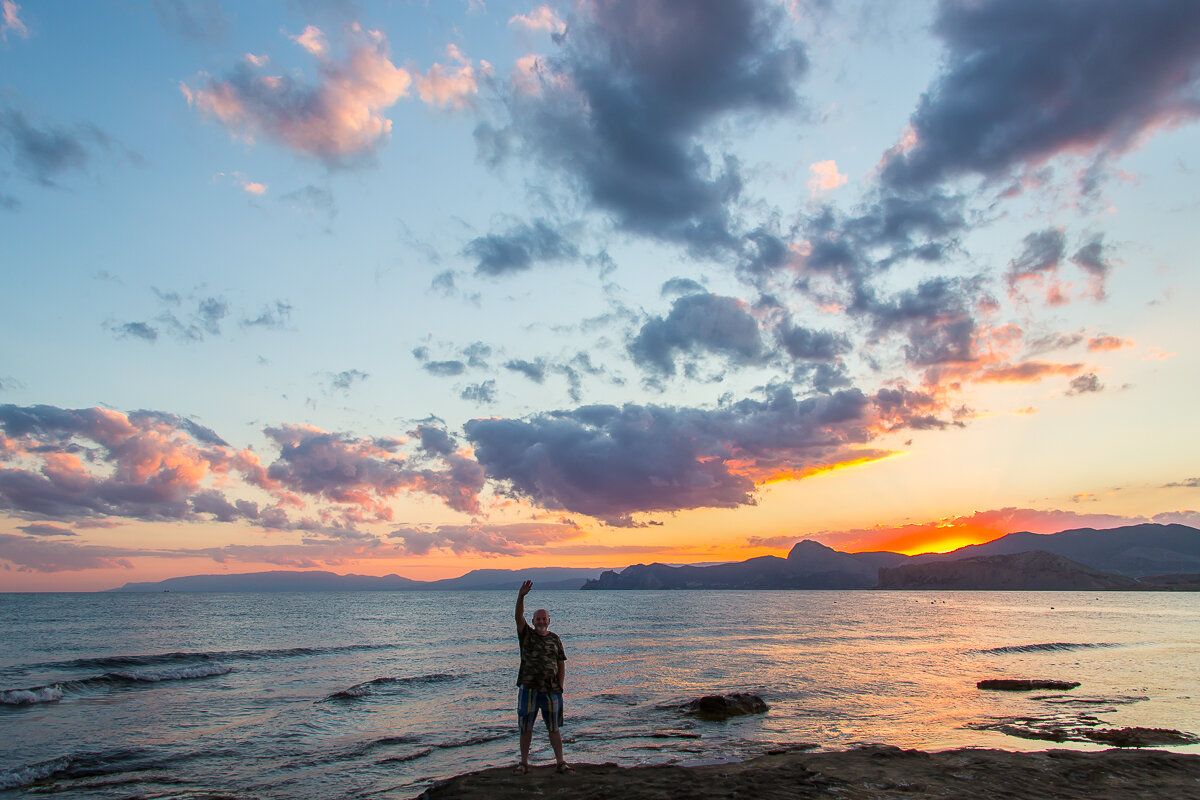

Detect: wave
[974, 641, 1119, 655]
[0, 748, 153, 790]
[1, 663, 230, 706]
[323, 673, 459, 701]
[2, 642, 395, 677]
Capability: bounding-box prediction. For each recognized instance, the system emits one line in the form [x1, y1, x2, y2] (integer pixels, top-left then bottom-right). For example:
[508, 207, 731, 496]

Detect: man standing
[514, 579, 572, 774]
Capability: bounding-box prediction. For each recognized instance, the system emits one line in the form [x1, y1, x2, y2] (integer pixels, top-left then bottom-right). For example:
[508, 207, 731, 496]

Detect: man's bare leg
[549, 729, 572, 772]
[515, 725, 532, 773]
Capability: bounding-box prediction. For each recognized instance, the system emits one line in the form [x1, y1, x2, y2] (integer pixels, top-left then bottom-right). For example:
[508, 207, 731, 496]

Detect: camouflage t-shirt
[517, 625, 565, 693]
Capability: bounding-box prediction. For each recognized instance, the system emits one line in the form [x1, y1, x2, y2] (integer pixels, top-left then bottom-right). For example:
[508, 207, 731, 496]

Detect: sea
[2, 590, 1199, 798]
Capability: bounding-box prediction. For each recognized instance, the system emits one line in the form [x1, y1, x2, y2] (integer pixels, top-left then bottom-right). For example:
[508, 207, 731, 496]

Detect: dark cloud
[462, 342, 492, 369]
[863, 276, 987, 366]
[0, 106, 92, 187]
[464, 219, 579, 275]
[0, 533, 136, 572]
[881, 0, 1200, 190]
[778, 324, 850, 362]
[0, 192, 20, 212]
[281, 185, 338, 226]
[108, 321, 158, 342]
[628, 293, 765, 376]
[464, 387, 875, 526]
[1007, 228, 1065, 287]
[1066, 372, 1103, 395]
[327, 369, 369, 393]
[489, 0, 808, 252]
[460, 380, 497, 404]
[424, 360, 467, 377]
[661, 277, 706, 297]
[505, 358, 548, 383]
[1162, 477, 1200, 489]
[241, 301, 292, 329]
[873, 386, 957, 431]
[1071, 235, 1114, 299]
[16, 523, 77, 537]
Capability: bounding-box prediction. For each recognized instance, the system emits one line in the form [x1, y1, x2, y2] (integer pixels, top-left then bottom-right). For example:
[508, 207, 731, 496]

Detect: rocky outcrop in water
[977, 679, 1081, 691]
[679, 694, 769, 721]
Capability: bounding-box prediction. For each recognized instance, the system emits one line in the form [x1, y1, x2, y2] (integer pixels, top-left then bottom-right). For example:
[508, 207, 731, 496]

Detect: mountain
[581, 540, 910, 590]
[919, 523, 1200, 577]
[877, 550, 1144, 590]
[110, 566, 607, 592]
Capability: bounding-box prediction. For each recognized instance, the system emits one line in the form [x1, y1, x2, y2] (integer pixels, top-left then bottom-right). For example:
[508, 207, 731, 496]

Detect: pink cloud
[182, 24, 413, 163]
[1088, 334, 1132, 352]
[414, 45, 489, 111]
[391, 520, 582, 556]
[508, 6, 566, 35]
[807, 159, 847, 196]
[1, 0, 28, 41]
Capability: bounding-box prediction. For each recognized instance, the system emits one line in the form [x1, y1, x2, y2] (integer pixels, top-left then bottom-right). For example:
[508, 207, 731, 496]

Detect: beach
[417, 745, 1200, 800]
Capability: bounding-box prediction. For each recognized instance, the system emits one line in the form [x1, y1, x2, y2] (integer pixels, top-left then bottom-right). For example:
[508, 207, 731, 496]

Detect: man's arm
[515, 579, 532, 634]
[556, 657, 565, 689]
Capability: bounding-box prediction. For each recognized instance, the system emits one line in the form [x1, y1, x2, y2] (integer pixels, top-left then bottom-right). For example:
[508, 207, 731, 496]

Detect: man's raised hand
[519, 579, 533, 597]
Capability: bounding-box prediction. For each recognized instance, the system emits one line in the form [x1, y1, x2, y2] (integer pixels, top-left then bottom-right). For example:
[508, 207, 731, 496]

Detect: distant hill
[877, 550, 1143, 590]
[109, 523, 1200, 592]
[918, 523, 1200, 577]
[110, 566, 607, 592]
[581, 540, 909, 590]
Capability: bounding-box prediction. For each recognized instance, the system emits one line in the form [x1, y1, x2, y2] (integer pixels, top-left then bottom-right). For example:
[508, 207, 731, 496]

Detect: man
[513, 579, 572, 774]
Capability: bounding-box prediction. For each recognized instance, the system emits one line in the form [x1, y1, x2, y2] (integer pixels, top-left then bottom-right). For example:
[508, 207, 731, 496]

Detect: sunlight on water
[2, 590, 1198, 798]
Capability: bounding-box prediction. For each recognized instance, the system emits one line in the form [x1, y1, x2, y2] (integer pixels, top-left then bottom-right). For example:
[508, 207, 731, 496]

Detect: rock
[977, 679, 1080, 691]
[1084, 727, 1200, 747]
[680, 693, 769, 721]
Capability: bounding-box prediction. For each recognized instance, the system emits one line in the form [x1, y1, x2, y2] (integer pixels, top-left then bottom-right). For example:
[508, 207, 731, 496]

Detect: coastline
[413, 745, 1200, 800]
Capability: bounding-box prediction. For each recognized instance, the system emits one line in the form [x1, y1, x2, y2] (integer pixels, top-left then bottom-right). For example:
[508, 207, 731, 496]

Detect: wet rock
[977, 679, 1080, 691]
[680, 693, 769, 721]
[1084, 727, 1200, 747]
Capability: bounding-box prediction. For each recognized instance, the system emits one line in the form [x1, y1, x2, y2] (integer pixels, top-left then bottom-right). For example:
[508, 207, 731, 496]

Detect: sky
[2, 0, 1199, 591]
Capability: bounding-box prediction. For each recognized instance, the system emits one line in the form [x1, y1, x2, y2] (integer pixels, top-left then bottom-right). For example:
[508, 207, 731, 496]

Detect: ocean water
[2, 590, 1198, 798]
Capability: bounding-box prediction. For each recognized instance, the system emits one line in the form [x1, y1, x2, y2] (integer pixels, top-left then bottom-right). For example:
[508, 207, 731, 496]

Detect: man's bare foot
[556, 762, 574, 774]
[513, 763, 530, 775]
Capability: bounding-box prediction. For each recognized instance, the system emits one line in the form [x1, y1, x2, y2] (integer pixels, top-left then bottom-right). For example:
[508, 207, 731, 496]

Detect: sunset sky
[3, 0, 1199, 591]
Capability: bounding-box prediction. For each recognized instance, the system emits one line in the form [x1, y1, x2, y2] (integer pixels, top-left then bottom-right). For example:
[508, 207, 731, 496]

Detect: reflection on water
[1, 590, 1198, 797]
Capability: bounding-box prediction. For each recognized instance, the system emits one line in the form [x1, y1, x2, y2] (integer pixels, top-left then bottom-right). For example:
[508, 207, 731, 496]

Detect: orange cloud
[1087, 334, 1132, 352]
[807, 159, 848, 195]
[974, 360, 1085, 383]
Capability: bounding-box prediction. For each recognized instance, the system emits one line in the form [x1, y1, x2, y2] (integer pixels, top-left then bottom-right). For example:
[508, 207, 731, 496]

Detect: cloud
[182, 24, 413, 165]
[484, 0, 809, 251]
[390, 520, 582, 556]
[508, 6, 566, 35]
[2, 0, 28, 40]
[460, 380, 497, 404]
[1162, 478, 1200, 489]
[423, 360, 467, 377]
[107, 295, 232, 343]
[414, 44, 488, 111]
[464, 386, 881, 526]
[262, 421, 484, 517]
[0, 405, 238, 522]
[0, 533, 136, 572]
[661, 277, 706, 297]
[16, 522, 76, 537]
[504, 358, 548, 383]
[0, 106, 97, 187]
[1066, 372, 1102, 395]
[464, 219, 580, 275]
[1087, 334, 1132, 352]
[281, 185, 337, 226]
[108, 321, 159, 342]
[777, 323, 850, 362]
[325, 369, 369, 393]
[628, 293, 765, 376]
[807, 159, 847, 196]
[241, 300, 292, 329]
[881, 0, 1200, 191]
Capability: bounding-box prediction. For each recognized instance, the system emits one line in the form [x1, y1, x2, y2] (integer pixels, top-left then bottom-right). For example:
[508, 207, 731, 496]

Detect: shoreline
[413, 745, 1200, 800]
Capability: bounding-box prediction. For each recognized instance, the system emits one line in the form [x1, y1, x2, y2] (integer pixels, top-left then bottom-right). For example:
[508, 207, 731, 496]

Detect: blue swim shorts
[517, 686, 563, 733]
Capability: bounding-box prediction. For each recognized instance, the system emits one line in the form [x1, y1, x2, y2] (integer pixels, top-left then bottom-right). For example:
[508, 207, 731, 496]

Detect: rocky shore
[414, 745, 1200, 800]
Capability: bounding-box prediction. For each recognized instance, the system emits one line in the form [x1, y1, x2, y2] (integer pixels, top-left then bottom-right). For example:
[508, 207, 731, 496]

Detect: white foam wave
[0, 685, 64, 706]
[110, 663, 231, 682]
[0, 756, 71, 790]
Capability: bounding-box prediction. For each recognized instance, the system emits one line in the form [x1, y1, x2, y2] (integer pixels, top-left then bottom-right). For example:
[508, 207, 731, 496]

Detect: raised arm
[515, 579, 533, 634]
